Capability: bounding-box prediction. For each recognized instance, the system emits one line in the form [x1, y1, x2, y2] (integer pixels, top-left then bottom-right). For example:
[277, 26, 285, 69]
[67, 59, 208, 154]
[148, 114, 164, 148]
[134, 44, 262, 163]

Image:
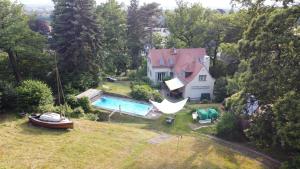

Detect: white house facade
[147, 48, 215, 101]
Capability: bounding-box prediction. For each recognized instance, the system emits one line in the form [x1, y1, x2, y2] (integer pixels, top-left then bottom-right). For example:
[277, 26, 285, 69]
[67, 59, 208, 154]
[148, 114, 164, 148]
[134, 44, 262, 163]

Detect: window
[185, 71, 192, 78]
[157, 72, 166, 82]
[170, 72, 174, 78]
[199, 75, 207, 81]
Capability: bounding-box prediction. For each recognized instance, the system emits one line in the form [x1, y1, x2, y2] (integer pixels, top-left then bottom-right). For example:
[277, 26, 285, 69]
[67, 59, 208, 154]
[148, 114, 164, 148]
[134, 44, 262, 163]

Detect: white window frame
[157, 72, 166, 82]
[199, 75, 207, 81]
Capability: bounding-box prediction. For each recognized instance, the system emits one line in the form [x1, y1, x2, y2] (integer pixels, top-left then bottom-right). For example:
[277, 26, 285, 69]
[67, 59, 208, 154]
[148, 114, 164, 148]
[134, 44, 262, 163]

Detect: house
[147, 48, 215, 101]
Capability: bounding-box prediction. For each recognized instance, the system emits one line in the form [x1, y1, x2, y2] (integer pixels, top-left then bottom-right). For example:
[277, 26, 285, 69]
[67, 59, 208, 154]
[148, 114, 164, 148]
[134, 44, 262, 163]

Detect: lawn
[97, 81, 131, 96]
[110, 103, 221, 135]
[0, 115, 266, 169]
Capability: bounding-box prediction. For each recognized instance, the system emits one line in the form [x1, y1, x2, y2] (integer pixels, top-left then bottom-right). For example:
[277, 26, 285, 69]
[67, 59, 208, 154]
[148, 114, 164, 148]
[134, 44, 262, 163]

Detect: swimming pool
[92, 96, 153, 116]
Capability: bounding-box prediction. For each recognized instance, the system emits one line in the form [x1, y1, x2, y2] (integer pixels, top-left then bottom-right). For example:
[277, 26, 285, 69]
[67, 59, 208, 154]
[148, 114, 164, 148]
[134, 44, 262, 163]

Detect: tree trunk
[7, 49, 21, 83]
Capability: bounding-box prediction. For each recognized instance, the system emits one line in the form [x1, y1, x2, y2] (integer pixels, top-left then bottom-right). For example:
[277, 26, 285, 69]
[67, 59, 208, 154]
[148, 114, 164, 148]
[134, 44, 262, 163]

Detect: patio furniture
[166, 117, 175, 124]
[192, 112, 198, 121]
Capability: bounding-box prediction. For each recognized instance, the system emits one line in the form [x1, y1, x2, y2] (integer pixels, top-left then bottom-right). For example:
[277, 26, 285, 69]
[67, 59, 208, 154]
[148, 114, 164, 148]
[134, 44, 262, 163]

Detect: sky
[15, 0, 233, 9]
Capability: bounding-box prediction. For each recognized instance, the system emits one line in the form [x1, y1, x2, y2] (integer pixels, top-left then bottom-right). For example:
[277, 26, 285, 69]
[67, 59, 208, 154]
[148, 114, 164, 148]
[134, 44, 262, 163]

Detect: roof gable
[148, 48, 207, 84]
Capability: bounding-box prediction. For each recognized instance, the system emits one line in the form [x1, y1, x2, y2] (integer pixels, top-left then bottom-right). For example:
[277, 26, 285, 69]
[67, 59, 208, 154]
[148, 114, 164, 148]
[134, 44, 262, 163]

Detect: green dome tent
[208, 108, 219, 119]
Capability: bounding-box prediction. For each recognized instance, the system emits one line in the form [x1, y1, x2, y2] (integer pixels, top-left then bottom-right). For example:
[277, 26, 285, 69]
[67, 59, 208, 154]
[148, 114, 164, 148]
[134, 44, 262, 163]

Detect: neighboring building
[147, 48, 215, 101]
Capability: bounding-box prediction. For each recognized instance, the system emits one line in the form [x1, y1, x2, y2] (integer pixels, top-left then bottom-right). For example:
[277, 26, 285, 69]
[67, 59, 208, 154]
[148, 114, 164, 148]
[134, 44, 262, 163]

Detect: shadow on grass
[18, 120, 71, 136]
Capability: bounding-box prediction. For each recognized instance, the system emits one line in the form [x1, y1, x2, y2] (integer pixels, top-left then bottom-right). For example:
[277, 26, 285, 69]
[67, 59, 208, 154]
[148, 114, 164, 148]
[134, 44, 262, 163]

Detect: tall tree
[165, 2, 210, 48]
[0, 0, 47, 83]
[51, 0, 102, 90]
[97, 0, 129, 75]
[138, 2, 162, 48]
[127, 0, 162, 69]
[127, 0, 142, 69]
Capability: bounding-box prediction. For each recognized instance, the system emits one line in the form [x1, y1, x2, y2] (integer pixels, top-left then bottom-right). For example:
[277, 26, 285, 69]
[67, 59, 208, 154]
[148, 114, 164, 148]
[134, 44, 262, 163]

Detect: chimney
[203, 55, 210, 70]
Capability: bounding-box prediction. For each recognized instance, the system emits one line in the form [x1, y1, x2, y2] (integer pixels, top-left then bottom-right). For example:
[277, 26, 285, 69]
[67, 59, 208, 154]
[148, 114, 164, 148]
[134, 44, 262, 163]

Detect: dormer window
[159, 56, 165, 66]
[185, 71, 193, 78]
[168, 57, 174, 66]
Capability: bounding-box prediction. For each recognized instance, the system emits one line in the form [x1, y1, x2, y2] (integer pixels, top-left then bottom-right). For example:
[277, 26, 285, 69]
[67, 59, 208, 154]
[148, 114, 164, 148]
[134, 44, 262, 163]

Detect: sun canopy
[165, 78, 184, 91]
[150, 98, 188, 114]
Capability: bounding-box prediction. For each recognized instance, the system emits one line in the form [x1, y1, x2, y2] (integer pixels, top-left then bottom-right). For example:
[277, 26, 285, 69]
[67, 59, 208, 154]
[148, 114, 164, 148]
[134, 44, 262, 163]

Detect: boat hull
[28, 115, 74, 129]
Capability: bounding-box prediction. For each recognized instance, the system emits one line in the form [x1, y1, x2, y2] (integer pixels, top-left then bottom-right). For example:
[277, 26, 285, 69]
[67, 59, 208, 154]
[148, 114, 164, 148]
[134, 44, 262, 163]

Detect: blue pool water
[92, 96, 152, 116]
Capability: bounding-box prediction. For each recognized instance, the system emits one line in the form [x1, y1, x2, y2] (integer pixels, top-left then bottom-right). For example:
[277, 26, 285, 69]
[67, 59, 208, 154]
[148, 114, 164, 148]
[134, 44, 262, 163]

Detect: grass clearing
[0, 115, 266, 169]
[111, 103, 221, 135]
[98, 81, 131, 96]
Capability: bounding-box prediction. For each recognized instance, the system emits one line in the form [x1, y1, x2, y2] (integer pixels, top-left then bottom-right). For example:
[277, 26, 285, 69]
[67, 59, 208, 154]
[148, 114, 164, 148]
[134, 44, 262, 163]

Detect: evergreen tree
[127, 0, 142, 69]
[51, 0, 102, 90]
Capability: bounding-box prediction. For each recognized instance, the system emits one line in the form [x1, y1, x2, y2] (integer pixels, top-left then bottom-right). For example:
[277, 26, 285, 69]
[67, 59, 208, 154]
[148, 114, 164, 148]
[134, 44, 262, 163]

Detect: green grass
[0, 115, 266, 169]
[111, 103, 220, 135]
[97, 81, 131, 96]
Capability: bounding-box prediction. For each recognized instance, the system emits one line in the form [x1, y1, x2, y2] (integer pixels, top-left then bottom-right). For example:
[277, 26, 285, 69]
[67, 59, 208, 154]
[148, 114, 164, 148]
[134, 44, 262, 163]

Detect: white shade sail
[150, 98, 188, 114]
[165, 78, 184, 91]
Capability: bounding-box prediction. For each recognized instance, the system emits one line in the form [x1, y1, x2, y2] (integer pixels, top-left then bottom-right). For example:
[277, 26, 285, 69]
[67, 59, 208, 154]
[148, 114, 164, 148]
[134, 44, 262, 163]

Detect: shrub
[65, 94, 79, 109]
[245, 105, 277, 148]
[70, 107, 85, 118]
[274, 91, 300, 150]
[93, 110, 109, 121]
[216, 112, 243, 141]
[281, 156, 300, 169]
[224, 91, 245, 113]
[78, 97, 92, 113]
[57, 104, 73, 117]
[213, 77, 228, 103]
[84, 113, 98, 121]
[152, 90, 163, 102]
[130, 85, 152, 101]
[37, 104, 58, 113]
[16, 80, 53, 112]
[0, 80, 17, 109]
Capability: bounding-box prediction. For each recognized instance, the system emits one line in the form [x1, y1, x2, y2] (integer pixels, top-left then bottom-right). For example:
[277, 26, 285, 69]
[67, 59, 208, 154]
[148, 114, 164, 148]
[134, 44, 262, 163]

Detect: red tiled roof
[148, 48, 207, 84]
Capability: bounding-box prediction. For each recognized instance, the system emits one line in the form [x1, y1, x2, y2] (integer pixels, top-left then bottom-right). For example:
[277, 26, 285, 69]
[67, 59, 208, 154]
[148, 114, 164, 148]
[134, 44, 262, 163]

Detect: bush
[70, 107, 85, 118]
[37, 104, 58, 113]
[84, 113, 99, 121]
[16, 80, 53, 112]
[224, 91, 245, 113]
[130, 84, 163, 102]
[78, 97, 92, 113]
[93, 110, 109, 121]
[245, 105, 277, 148]
[0, 80, 17, 109]
[274, 91, 300, 150]
[281, 156, 300, 169]
[216, 112, 243, 141]
[65, 94, 79, 109]
[152, 90, 163, 102]
[130, 85, 152, 101]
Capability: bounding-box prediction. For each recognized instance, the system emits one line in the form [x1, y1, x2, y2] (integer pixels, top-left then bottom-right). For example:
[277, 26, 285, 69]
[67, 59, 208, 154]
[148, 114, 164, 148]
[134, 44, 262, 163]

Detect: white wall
[183, 68, 215, 100]
[147, 59, 171, 84]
